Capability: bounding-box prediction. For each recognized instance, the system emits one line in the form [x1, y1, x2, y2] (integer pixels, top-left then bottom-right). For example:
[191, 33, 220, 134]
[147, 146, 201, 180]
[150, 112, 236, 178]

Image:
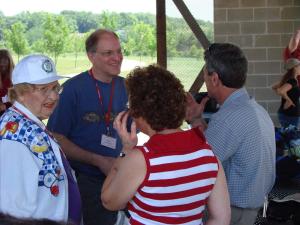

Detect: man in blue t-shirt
[47, 29, 128, 225]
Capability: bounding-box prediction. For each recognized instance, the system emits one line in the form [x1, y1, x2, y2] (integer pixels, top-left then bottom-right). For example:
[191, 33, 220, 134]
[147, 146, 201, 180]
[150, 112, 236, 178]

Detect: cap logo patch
[42, 59, 53, 73]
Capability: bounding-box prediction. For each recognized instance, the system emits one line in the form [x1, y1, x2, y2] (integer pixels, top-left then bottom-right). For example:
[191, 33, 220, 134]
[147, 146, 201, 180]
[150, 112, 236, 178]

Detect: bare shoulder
[122, 148, 146, 167]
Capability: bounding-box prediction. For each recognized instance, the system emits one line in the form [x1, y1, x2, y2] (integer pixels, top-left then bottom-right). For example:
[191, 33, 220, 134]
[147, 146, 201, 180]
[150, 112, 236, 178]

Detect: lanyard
[89, 69, 115, 133]
[12, 106, 45, 129]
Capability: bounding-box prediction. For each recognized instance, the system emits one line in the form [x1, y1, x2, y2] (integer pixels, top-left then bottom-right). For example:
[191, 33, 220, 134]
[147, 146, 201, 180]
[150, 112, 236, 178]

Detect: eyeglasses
[34, 84, 63, 96]
[93, 49, 123, 58]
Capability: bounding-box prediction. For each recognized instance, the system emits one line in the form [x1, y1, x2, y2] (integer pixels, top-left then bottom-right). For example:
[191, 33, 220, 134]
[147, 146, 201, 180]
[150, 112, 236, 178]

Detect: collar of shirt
[13, 101, 45, 129]
[220, 87, 250, 110]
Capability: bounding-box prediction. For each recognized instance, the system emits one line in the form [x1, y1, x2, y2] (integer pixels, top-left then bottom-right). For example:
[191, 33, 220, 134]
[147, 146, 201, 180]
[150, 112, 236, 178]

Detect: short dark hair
[204, 43, 248, 88]
[126, 64, 187, 131]
[85, 29, 119, 53]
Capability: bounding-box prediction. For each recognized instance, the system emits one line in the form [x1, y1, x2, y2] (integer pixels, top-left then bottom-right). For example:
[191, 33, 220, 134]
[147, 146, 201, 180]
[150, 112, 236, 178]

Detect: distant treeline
[0, 10, 213, 63]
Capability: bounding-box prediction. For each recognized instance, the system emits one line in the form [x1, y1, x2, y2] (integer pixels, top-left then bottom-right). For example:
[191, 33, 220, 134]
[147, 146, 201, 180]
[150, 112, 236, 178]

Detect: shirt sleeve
[47, 81, 77, 136]
[0, 140, 40, 217]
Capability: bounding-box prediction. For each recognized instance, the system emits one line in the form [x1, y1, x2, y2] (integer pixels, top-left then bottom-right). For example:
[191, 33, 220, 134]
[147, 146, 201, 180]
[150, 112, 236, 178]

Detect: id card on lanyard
[89, 69, 117, 149]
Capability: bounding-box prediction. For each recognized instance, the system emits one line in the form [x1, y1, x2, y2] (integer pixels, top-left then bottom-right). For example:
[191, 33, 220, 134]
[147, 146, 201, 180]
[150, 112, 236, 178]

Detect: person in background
[101, 64, 231, 225]
[0, 49, 14, 115]
[272, 58, 300, 128]
[0, 54, 81, 225]
[47, 29, 127, 225]
[284, 29, 300, 61]
[186, 43, 276, 225]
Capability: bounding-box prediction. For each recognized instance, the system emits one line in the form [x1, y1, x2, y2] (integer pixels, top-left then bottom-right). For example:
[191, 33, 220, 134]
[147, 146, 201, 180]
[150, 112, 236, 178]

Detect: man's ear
[211, 72, 222, 87]
[87, 52, 95, 63]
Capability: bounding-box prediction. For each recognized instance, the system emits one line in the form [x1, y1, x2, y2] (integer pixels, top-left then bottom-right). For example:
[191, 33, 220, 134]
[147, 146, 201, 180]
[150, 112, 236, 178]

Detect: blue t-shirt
[47, 71, 128, 177]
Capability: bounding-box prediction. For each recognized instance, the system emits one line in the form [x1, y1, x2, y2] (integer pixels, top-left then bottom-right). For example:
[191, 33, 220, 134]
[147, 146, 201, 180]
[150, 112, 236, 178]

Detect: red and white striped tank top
[128, 128, 219, 225]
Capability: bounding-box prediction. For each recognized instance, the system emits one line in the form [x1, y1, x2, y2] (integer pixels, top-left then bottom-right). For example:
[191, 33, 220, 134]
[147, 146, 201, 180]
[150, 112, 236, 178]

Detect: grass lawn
[119, 55, 206, 92]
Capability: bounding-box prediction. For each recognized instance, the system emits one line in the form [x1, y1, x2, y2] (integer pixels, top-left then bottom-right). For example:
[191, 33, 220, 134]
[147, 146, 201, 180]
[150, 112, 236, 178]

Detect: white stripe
[149, 163, 218, 180]
[141, 177, 217, 193]
[149, 149, 213, 166]
[130, 200, 205, 217]
[129, 210, 203, 225]
[144, 146, 150, 152]
[135, 191, 210, 207]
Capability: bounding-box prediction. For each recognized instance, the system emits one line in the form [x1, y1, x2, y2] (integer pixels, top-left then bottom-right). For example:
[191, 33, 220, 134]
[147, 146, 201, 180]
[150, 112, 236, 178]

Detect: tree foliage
[0, 11, 213, 61]
[43, 15, 70, 64]
[3, 22, 29, 61]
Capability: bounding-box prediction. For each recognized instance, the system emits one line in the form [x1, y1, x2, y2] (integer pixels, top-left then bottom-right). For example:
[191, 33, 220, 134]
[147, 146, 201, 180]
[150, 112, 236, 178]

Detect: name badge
[101, 134, 117, 149]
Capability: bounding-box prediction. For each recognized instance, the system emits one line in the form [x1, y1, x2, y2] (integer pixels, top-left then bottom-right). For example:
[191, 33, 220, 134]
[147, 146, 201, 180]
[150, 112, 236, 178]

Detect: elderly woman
[101, 64, 230, 225]
[0, 49, 14, 115]
[0, 55, 81, 224]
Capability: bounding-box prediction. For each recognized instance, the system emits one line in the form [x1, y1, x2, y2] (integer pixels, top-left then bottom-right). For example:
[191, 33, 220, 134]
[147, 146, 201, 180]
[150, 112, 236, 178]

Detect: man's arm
[53, 132, 114, 175]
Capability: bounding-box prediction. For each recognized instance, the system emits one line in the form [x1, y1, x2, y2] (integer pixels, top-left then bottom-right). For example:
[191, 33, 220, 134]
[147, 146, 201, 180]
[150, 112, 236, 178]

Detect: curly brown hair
[126, 64, 186, 131]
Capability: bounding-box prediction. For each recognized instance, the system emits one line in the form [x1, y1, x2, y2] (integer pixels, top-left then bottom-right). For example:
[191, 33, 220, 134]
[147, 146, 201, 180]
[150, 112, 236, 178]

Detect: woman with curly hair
[101, 64, 230, 225]
[0, 49, 14, 115]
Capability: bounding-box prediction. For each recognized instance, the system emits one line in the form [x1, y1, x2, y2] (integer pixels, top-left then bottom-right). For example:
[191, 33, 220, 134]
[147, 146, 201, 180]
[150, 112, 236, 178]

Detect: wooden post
[156, 0, 167, 68]
[172, 0, 211, 94]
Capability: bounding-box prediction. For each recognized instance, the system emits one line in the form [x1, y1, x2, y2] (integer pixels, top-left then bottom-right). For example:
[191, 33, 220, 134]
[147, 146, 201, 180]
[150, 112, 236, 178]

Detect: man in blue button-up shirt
[187, 43, 276, 225]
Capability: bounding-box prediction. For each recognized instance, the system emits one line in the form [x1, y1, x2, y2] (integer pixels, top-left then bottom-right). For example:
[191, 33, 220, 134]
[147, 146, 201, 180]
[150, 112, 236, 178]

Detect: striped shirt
[128, 128, 219, 225]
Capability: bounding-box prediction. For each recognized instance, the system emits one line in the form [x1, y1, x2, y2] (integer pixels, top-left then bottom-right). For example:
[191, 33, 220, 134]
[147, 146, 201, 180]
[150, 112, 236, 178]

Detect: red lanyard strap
[89, 69, 115, 128]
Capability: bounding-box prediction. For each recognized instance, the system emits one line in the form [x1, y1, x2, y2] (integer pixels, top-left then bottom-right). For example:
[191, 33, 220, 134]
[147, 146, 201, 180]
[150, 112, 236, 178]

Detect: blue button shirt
[205, 88, 276, 208]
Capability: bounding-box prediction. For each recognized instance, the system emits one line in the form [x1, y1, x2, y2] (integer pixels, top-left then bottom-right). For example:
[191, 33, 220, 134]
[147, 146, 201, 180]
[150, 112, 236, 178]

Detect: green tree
[70, 32, 88, 67]
[31, 39, 45, 53]
[61, 11, 100, 33]
[189, 44, 203, 58]
[3, 22, 29, 61]
[100, 11, 117, 30]
[126, 22, 155, 60]
[43, 15, 70, 64]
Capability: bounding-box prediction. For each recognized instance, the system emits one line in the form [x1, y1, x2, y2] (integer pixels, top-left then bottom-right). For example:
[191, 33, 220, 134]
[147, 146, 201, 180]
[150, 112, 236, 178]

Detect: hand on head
[186, 92, 209, 123]
[113, 111, 137, 149]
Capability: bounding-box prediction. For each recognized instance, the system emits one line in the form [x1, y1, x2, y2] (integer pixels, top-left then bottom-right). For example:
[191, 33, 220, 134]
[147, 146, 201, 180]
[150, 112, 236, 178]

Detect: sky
[0, 0, 213, 22]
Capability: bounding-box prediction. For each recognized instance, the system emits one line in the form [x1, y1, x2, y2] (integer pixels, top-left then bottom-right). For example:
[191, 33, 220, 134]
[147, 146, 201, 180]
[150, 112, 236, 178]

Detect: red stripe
[145, 130, 212, 155]
[139, 184, 214, 200]
[147, 144, 212, 157]
[128, 198, 206, 213]
[128, 204, 203, 224]
[146, 170, 218, 187]
[150, 155, 217, 173]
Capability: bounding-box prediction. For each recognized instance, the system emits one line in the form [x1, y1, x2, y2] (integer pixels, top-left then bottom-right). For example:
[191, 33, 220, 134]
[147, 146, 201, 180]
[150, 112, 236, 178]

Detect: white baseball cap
[12, 54, 66, 85]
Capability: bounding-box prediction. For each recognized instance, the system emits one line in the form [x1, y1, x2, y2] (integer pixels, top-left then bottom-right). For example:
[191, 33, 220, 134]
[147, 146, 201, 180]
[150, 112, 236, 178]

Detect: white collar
[13, 101, 46, 129]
